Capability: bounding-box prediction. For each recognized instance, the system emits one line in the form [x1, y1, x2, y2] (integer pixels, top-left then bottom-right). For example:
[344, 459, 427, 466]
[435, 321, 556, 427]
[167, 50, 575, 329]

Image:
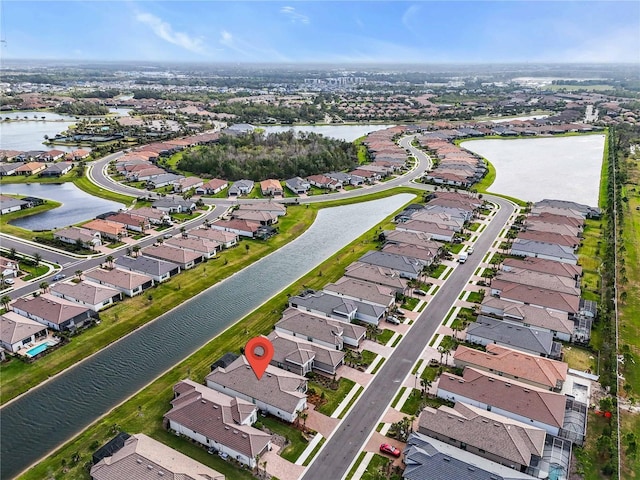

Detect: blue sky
[3, 1, 639, 63]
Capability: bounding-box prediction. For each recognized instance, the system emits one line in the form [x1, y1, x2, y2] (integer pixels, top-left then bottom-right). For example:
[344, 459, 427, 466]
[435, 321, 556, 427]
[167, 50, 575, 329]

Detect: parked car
[3, 278, 14, 285]
[163, 233, 173, 239]
[380, 443, 401, 458]
[386, 316, 400, 325]
[468, 247, 474, 255]
[52, 273, 66, 281]
[414, 289, 427, 296]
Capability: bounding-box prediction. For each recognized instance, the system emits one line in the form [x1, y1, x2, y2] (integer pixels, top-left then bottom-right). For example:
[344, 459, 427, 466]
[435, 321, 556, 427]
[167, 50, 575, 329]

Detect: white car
[3, 278, 15, 285]
[468, 247, 474, 255]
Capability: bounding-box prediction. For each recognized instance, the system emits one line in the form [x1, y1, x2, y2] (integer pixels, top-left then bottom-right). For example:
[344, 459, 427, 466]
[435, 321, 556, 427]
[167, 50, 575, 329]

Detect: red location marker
[245, 336, 274, 380]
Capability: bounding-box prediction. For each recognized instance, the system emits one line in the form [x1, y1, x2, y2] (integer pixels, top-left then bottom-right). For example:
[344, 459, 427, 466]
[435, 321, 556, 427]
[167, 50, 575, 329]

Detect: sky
[2, 1, 640, 64]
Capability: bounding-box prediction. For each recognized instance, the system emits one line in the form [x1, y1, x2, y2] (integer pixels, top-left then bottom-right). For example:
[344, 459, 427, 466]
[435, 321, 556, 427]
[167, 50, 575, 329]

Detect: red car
[379, 443, 401, 457]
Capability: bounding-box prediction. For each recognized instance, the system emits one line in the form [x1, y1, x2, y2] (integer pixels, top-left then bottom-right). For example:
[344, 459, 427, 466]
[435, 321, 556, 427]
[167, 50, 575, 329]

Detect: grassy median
[18, 190, 417, 480]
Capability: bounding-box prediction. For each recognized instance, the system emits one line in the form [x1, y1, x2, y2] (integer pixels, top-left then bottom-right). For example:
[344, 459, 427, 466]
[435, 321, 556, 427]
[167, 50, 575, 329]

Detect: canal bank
[3, 193, 415, 480]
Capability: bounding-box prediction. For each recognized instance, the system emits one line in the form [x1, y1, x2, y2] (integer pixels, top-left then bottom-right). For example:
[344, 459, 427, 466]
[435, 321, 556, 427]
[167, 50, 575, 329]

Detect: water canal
[0, 193, 414, 479]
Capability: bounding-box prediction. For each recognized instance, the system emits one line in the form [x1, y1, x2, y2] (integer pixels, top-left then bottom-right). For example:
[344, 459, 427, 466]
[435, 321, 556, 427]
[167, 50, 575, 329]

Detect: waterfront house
[11, 293, 95, 332]
[210, 219, 260, 238]
[85, 268, 153, 297]
[50, 281, 122, 312]
[15, 162, 46, 176]
[0, 311, 49, 353]
[0, 195, 27, 215]
[115, 255, 179, 283]
[40, 162, 73, 177]
[206, 355, 307, 423]
[165, 236, 219, 259]
[0, 162, 24, 176]
[188, 228, 238, 248]
[142, 244, 202, 270]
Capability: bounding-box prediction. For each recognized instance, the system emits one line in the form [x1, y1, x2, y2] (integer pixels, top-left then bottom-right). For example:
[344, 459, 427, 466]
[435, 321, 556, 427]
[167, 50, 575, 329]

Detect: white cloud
[135, 12, 205, 54]
[554, 26, 640, 63]
[280, 6, 309, 24]
[220, 30, 233, 47]
[402, 4, 420, 30]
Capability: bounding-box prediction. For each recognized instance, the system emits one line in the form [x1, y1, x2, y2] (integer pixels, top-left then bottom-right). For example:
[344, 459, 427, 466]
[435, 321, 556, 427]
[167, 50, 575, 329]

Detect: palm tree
[9, 248, 16, 259]
[75, 270, 83, 281]
[420, 377, 432, 397]
[106, 255, 115, 269]
[1, 295, 11, 311]
[33, 252, 42, 267]
[39, 281, 49, 293]
[132, 245, 141, 257]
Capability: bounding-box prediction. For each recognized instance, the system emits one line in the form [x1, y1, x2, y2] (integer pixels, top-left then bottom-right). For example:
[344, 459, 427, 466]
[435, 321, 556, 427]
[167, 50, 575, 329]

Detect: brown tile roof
[492, 271, 580, 296]
[83, 219, 127, 237]
[495, 282, 580, 314]
[481, 297, 574, 336]
[143, 245, 202, 265]
[164, 380, 271, 460]
[453, 344, 568, 390]
[0, 311, 47, 345]
[86, 268, 152, 290]
[90, 433, 224, 480]
[502, 257, 582, 279]
[437, 368, 567, 430]
[187, 228, 238, 244]
[11, 294, 91, 326]
[51, 281, 120, 306]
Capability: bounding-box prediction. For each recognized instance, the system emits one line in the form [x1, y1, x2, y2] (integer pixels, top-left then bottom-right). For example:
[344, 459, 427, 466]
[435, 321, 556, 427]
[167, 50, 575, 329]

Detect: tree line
[54, 101, 110, 116]
[178, 131, 358, 181]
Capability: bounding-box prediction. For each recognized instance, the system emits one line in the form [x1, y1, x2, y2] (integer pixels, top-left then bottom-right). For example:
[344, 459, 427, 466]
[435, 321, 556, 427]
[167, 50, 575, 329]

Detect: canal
[0, 193, 414, 479]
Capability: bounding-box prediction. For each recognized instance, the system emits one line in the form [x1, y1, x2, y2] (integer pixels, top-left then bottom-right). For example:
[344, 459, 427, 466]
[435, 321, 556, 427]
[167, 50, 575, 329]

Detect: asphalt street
[301, 194, 514, 480]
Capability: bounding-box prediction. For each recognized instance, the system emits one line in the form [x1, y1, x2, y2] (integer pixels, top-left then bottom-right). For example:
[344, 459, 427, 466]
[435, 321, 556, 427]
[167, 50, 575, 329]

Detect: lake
[0, 108, 129, 152]
[462, 135, 605, 206]
[4, 183, 125, 230]
[262, 124, 395, 142]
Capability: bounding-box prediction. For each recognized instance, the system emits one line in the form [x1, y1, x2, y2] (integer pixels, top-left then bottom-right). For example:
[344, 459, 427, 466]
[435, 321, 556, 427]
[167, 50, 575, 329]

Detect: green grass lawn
[399, 388, 423, 415]
[429, 264, 447, 278]
[401, 297, 419, 311]
[376, 329, 395, 345]
[259, 415, 309, 463]
[466, 291, 484, 304]
[468, 222, 481, 231]
[20, 262, 50, 281]
[310, 377, 356, 416]
[448, 243, 464, 254]
[361, 453, 402, 480]
[0, 200, 62, 241]
[74, 175, 136, 205]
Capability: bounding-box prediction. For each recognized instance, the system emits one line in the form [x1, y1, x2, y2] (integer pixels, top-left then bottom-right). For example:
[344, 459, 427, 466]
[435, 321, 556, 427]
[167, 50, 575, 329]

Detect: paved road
[302, 195, 515, 480]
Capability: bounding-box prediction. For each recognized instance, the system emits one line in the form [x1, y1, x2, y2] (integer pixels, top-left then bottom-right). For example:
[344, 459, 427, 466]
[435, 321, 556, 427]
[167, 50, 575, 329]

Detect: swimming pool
[25, 342, 54, 358]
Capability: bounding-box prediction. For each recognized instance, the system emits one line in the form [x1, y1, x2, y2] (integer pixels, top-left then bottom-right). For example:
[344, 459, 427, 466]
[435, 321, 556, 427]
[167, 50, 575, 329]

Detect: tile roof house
[491, 271, 580, 297]
[188, 228, 238, 248]
[501, 257, 582, 281]
[436, 367, 567, 436]
[382, 243, 436, 266]
[260, 179, 284, 196]
[517, 230, 580, 250]
[231, 209, 279, 226]
[0, 195, 27, 214]
[267, 330, 344, 376]
[358, 250, 423, 279]
[105, 212, 150, 233]
[146, 173, 185, 189]
[142, 244, 203, 270]
[323, 277, 396, 309]
[166, 236, 219, 259]
[50, 280, 122, 312]
[53, 227, 102, 249]
[195, 178, 229, 195]
[418, 402, 546, 470]
[480, 297, 574, 342]
[289, 290, 386, 326]
[306, 174, 342, 190]
[85, 268, 153, 297]
[11, 293, 95, 331]
[382, 229, 443, 253]
[0, 311, 48, 353]
[206, 355, 307, 423]
[90, 433, 225, 480]
[0, 161, 25, 176]
[396, 220, 455, 242]
[237, 202, 286, 216]
[210, 219, 260, 238]
[343, 262, 408, 294]
[491, 282, 580, 317]
[164, 379, 271, 468]
[174, 176, 204, 193]
[227, 179, 254, 197]
[403, 432, 539, 480]
[40, 162, 74, 177]
[466, 315, 561, 359]
[83, 219, 128, 241]
[130, 207, 170, 225]
[453, 344, 568, 391]
[275, 307, 366, 349]
[116, 255, 179, 283]
[15, 162, 46, 176]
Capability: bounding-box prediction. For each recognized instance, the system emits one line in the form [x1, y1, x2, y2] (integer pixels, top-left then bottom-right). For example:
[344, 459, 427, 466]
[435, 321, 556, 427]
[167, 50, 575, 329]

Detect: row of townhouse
[0, 148, 90, 164]
[0, 161, 75, 178]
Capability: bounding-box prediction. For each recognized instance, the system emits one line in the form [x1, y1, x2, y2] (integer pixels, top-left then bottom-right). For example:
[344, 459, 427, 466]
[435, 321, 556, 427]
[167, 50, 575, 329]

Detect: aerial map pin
[245, 336, 274, 380]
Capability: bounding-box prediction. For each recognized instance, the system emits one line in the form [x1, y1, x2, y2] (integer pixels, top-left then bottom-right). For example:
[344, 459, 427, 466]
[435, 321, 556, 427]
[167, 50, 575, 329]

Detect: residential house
[327, 171, 363, 186]
[90, 433, 225, 480]
[417, 402, 546, 471]
[535, 199, 601, 219]
[205, 355, 307, 423]
[403, 432, 539, 480]
[210, 219, 260, 238]
[453, 344, 568, 391]
[152, 198, 196, 213]
[115, 255, 179, 283]
[491, 282, 580, 317]
[436, 367, 567, 436]
[68, 149, 91, 161]
[11, 293, 95, 331]
[237, 202, 286, 216]
[142, 244, 202, 270]
[173, 176, 204, 193]
[267, 331, 344, 376]
[50, 281, 122, 312]
[275, 307, 366, 349]
[406, 211, 465, 232]
[15, 162, 46, 176]
[343, 262, 408, 294]
[227, 179, 254, 197]
[382, 243, 435, 266]
[188, 228, 238, 248]
[358, 250, 423, 279]
[0, 195, 27, 215]
[306, 174, 342, 190]
[231, 209, 278, 226]
[0, 255, 20, 279]
[83, 219, 128, 242]
[491, 271, 580, 297]
[285, 177, 311, 195]
[501, 257, 582, 282]
[0, 162, 25, 176]
[53, 227, 102, 249]
[480, 297, 574, 342]
[260, 179, 283, 196]
[40, 162, 73, 177]
[289, 290, 386, 325]
[195, 178, 229, 195]
[105, 212, 150, 233]
[0, 311, 49, 353]
[164, 379, 271, 468]
[323, 277, 396, 309]
[517, 230, 580, 250]
[382, 230, 443, 253]
[85, 268, 153, 297]
[166, 237, 219, 259]
[396, 220, 455, 242]
[130, 207, 170, 225]
[146, 173, 185, 189]
[466, 315, 561, 358]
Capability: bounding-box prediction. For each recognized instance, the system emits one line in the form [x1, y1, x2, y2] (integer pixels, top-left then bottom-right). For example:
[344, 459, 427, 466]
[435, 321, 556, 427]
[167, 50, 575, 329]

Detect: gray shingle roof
[466, 315, 555, 356]
[358, 250, 422, 277]
[116, 255, 178, 277]
[51, 280, 120, 305]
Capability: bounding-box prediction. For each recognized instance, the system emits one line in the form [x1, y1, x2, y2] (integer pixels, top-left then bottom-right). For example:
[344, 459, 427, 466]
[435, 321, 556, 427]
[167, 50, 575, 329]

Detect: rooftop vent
[137, 459, 143, 464]
[224, 426, 230, 430]
[201, 399, 206, 404]
[147, 465, 153, 470]
[443, 457, 450, 462]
